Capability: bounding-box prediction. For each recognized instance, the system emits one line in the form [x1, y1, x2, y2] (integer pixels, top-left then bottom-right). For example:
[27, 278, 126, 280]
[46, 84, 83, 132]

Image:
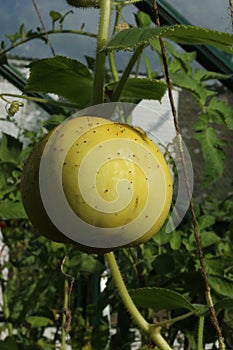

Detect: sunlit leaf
[25, 56, 93, 107]
[105, 25, 233, 54]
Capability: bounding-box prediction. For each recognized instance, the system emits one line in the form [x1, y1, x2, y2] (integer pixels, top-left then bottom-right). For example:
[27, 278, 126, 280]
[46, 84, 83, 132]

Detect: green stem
[2, 29, 97, 57]
[0, 93, 78, 109]
[108, 4, 123, 82]
[92, 0, 112, 105]
[197, 316, 205, 350]
[105, 251, 172, 350]
[110, 44, 145, 102]
[149, 326, 173, 350]
[61, 279, 69, 350]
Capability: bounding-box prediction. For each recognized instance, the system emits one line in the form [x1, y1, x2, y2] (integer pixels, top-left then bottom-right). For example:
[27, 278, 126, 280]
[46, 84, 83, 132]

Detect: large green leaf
[0, 199, 27, 219]
[129, 287, 196, 311]
[25, 56, 93, 107]
[0, 133, 23, 164]
[107, 78, 167, 102]
[105, 25, 233, 54]
[195, 126, 226, 185]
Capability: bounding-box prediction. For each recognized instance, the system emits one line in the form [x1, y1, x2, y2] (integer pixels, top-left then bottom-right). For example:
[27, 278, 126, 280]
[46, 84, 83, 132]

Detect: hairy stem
[105, 251, 172, 350]
[92, 0, 112, 104]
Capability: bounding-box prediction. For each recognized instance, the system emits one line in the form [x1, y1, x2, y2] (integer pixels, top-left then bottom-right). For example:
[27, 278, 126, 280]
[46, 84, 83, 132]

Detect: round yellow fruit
[21, 116, 173, 254]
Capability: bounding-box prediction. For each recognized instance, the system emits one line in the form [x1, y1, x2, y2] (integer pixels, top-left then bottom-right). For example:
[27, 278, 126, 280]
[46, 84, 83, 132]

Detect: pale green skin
[21, 120, 172, 254]
[21, 130, 109, 253]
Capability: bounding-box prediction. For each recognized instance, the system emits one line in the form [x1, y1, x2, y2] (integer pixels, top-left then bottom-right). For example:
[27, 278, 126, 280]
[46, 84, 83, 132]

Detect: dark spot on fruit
[104, 189, 109, 193]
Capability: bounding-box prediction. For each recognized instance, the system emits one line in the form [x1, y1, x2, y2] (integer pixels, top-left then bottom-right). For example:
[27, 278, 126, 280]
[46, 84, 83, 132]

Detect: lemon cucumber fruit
[21, 116, 172, 254]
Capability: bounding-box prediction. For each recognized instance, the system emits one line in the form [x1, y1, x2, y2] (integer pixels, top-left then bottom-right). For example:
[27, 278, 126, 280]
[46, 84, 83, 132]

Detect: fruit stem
[92, 0, 112, 104]
[197, 316, 205, 350]
[105, 251, 172, 350]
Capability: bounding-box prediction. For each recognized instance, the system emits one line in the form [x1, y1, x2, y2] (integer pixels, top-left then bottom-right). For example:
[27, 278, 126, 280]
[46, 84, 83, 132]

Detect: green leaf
[194, 69, 232, 82]
[170, 230, 182, 250]
[198, 215, 215, 231]
[195, 127, 226, 185]
[107, 78, 167, 102]
[129, 287, 196, 311]
[26, 316, 53, 328]
[134, 10, 151, 27]
[49, 10, 62, 22]
[105, 25, 233, 54]
[171, 71, 215, 105]
[208, 97, 233, 130]
[208, 275, 233, 298]
[19, 24, 26, 40]
[204, 256, 224, 276]
[25, 56, 93, 107]
[0, 199, 27, 219]
[0, 133, 23, 164]
[199, 231, 221, 248]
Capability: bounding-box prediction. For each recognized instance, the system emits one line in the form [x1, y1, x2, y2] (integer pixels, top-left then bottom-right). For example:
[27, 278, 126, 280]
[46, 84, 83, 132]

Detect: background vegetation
[0, 1, 233, 349]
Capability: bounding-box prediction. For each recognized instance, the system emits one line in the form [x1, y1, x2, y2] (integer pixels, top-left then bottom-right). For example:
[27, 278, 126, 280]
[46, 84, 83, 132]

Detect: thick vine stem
[105, 251, 172, 350]
[92, 0, 112, 104]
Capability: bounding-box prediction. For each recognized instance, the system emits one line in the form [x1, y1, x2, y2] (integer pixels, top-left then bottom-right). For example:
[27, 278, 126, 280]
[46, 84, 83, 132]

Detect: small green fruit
[65, 0, 100, 8]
